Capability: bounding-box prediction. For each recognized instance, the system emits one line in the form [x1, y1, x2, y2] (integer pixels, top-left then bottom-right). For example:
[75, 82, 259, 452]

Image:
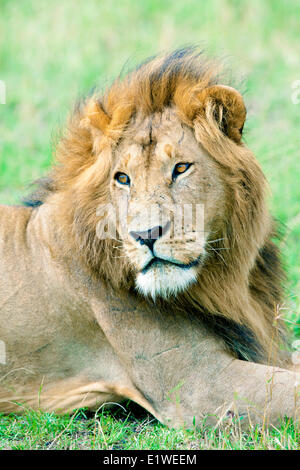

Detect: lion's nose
[129, 221, 170, 251]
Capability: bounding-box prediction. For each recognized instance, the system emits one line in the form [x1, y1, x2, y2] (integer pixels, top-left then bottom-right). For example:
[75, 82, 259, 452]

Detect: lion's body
[0, 49, 299, 426]
[0, 203, 148, 413]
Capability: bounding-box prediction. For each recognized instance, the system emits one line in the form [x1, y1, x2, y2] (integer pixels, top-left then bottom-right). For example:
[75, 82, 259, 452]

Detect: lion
[0, 48, 299, 428]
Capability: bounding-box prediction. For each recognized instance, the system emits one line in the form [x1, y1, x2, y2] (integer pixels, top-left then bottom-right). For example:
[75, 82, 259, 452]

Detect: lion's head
[108, 108, 227, 299]
[26, 48, 284, 362]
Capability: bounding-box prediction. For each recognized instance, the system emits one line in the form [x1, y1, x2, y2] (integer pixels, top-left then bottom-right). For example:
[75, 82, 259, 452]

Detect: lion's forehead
[128, 107, 184, 144]
[115, 109, 199, 174]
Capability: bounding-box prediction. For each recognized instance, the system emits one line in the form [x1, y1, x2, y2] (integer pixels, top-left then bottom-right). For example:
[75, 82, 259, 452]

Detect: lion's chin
[135, 263, 198, 300]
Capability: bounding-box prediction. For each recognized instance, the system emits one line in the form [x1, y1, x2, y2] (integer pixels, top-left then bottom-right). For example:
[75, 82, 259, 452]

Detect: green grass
[0, 0, 299, 450]
[0, 405, 299, 450]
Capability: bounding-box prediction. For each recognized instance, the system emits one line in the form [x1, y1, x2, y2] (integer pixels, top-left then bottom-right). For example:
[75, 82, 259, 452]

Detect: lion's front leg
[209, 359, 300, 427]
[92, 291, 300, 428]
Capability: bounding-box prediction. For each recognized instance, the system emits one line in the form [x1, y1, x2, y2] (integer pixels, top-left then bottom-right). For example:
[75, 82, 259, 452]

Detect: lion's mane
[24, 48, 285, 364]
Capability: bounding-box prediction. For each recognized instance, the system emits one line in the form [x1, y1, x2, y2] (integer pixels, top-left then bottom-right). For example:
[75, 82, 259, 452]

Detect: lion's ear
[82, 100, 111, 134]
[197, 85, 246, 143]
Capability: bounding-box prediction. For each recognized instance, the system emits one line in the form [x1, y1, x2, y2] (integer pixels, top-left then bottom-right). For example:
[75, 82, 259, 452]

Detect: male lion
[0, 48, 299, 427]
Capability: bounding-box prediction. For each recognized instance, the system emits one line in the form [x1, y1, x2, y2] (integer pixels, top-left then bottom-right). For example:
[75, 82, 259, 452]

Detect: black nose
[130, 222, 170, 251]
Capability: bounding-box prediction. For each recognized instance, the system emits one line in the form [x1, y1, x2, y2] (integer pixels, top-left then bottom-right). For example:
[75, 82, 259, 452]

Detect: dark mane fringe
[22, 177, 55, 207]
[199, 313, 265, 363]
[154, 296, 265, 362]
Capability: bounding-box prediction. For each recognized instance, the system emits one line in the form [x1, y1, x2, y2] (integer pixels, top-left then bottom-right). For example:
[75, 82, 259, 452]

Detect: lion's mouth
[141, 256, 201, 274]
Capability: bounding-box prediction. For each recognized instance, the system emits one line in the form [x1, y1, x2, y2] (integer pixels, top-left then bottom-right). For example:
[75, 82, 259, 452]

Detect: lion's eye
[115, 172, 130, 186]
[172, 163, 192, 180]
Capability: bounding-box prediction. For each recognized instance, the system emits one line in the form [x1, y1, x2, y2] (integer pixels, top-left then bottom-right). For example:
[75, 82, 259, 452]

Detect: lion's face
[109, 108, 226, 299]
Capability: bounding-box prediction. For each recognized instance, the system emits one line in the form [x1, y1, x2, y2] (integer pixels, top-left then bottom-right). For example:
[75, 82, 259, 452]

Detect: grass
[0, 0, 299, 450]
[0, 404, 299, 450]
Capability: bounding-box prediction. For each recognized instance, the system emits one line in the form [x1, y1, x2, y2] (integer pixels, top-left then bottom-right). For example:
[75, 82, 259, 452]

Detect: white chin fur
[136, 263, 198, 300]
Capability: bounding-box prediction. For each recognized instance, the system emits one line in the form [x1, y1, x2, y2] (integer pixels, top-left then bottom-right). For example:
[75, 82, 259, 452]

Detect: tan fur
[0, 49, 299, 427]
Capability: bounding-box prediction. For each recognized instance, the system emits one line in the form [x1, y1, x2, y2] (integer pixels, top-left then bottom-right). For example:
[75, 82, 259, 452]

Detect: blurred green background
[0, 0, 299, 326]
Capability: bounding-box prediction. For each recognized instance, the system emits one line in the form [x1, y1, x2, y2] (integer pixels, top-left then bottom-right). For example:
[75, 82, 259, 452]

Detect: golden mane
[24, 48, 285, 364]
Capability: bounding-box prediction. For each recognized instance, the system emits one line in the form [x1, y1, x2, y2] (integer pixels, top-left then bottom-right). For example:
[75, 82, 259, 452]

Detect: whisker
[207, 237, 226, 244]
[207, 247, 230, 251]
[207, 246, 227, 265]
